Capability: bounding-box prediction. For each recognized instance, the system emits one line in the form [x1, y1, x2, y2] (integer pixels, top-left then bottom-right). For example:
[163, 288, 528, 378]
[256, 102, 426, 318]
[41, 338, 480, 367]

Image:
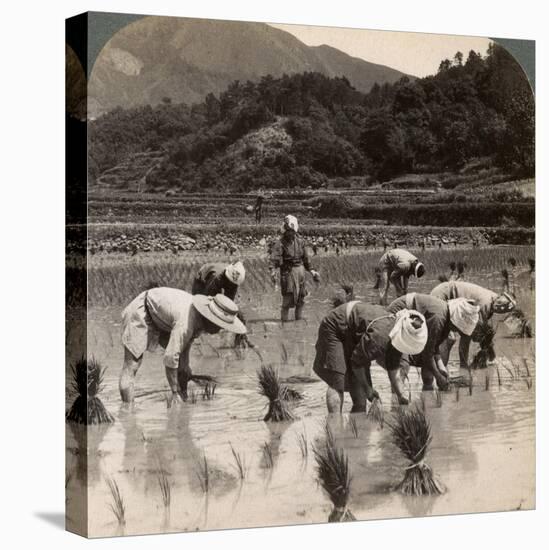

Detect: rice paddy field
[65, 245, 535, 537]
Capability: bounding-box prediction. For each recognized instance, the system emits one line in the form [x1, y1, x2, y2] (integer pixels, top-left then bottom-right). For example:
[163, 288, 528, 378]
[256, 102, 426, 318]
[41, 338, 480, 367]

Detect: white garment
[122, 288, 201, 370]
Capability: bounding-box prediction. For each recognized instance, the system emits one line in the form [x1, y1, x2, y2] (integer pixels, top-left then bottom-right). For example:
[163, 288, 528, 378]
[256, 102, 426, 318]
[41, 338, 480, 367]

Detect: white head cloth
[283, 215, 299, 232]
[448, 297, 480, 336]
[389, 309, 428, 355]
[225, 261, 246, 285]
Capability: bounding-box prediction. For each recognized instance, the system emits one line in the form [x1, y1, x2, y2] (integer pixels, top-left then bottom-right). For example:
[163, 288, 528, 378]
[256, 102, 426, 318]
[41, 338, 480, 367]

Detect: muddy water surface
[66, 264, 535, 537]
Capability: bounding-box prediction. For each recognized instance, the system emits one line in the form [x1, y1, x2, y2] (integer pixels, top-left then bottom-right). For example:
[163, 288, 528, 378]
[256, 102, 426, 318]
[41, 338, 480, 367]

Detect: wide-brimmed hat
[193, 294, 247, 334]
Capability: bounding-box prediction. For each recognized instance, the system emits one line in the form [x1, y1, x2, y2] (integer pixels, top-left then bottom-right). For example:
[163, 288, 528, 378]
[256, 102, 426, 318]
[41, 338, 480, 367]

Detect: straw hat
[193, 294, 247, 334]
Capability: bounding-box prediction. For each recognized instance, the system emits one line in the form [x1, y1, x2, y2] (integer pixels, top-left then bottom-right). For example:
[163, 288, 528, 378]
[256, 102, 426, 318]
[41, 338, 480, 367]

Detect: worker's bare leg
[119, 348, 143, 403]
[295, 298, 304, 321]
[326, 387, 344, 413]
[379, 270, 390, 305]
[281, 294, 292, 322]
[391, 272, 406, 297]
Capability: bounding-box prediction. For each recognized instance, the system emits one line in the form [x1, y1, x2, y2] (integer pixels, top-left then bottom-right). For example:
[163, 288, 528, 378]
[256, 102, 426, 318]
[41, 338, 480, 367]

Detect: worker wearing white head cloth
[431, 281, 514, 368]
[388, 292, 464, 391]
[270, 215, 320, 321]
[447, 297, 481, 336]
[377, 248, 425, 305]
[313, 301, 427, 412]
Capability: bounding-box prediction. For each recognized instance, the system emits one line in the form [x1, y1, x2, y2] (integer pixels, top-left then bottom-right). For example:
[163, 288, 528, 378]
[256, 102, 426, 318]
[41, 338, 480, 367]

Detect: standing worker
[377, 248, 425, 305]
[313, 301, 427, 412]
[388, 293, 480, 391]
[119, 289, 246, 404]
[430, 281, 516, 368]
[270, 215, 320, 321]
[254, 194, 264, 224]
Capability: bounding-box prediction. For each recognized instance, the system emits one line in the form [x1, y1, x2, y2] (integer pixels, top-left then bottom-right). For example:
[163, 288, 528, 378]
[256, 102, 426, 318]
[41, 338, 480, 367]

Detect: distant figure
[312, 243, 318, 256]
[254, 195, 264, 224]
[269, 215, 320, 321]
[119, 289, 245, 403]
[529, 259, 535, 292]
[377, 248, 425, 305]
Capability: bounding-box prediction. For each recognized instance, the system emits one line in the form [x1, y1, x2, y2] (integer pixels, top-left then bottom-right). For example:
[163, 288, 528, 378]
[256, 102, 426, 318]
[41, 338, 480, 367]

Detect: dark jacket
[192, 263, 238, 301]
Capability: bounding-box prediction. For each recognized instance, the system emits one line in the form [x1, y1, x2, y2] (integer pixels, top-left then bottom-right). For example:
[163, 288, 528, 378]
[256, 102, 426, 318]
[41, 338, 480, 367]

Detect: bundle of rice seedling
[470, 321, 496, 369]
[366, 398, 384, 428]
[66, 357, 114, 425]
[389, 407, 444, 496]
[257, 364, 295, 422]
[313, 439, 355, 522]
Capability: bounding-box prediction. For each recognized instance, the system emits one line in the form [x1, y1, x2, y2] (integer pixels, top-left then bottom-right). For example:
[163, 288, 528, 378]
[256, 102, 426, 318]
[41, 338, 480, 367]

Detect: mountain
[88, 16, 408, 118]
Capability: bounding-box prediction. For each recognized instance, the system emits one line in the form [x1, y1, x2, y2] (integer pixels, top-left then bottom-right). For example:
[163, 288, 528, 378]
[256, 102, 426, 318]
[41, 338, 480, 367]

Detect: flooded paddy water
[66, 246, 535, 537]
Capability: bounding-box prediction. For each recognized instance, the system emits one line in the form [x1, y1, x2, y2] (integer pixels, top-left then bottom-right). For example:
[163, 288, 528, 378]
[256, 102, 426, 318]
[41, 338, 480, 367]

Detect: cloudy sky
[270, 23, 492, 77]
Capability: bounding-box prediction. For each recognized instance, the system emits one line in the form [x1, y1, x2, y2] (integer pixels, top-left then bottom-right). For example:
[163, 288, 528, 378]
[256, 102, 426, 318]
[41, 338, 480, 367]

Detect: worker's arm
[458, 334, 472, 369]
[402, 274, 409, 294]
[384, 346, 409, 404]
[164, 322, 193, 400]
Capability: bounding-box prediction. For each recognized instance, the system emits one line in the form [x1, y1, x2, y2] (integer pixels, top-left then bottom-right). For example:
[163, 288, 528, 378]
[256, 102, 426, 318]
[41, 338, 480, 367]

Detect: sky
[270, 23, 492, 77]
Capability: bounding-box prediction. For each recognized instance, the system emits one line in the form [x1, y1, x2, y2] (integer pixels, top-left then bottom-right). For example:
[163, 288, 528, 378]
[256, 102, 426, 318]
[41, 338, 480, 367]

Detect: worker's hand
[437, 377, 449, 391]
[270, 270, 278, 285]
[397, 394, 409, 405]
[367, 389, 380, 402]
[310, 270, 320, 282]
[168, 391, 186, 408]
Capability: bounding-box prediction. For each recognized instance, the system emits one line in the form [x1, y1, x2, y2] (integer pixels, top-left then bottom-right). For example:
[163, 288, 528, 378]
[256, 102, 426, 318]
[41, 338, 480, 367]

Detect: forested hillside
[89, 44, 534, 192]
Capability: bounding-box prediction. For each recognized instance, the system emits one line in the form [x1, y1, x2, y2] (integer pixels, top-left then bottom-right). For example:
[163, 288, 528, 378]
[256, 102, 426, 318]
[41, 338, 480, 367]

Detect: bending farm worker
[119, 288, 246, 404]
[269, 215, 320, 321]
[192, 260, 250, 347]
[313, 301, 427, 412]
[388, 293, 479, 391]
[192, 261, 245, 300]
[430, 281, 516, 368]
[377, 248, 425, 305]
